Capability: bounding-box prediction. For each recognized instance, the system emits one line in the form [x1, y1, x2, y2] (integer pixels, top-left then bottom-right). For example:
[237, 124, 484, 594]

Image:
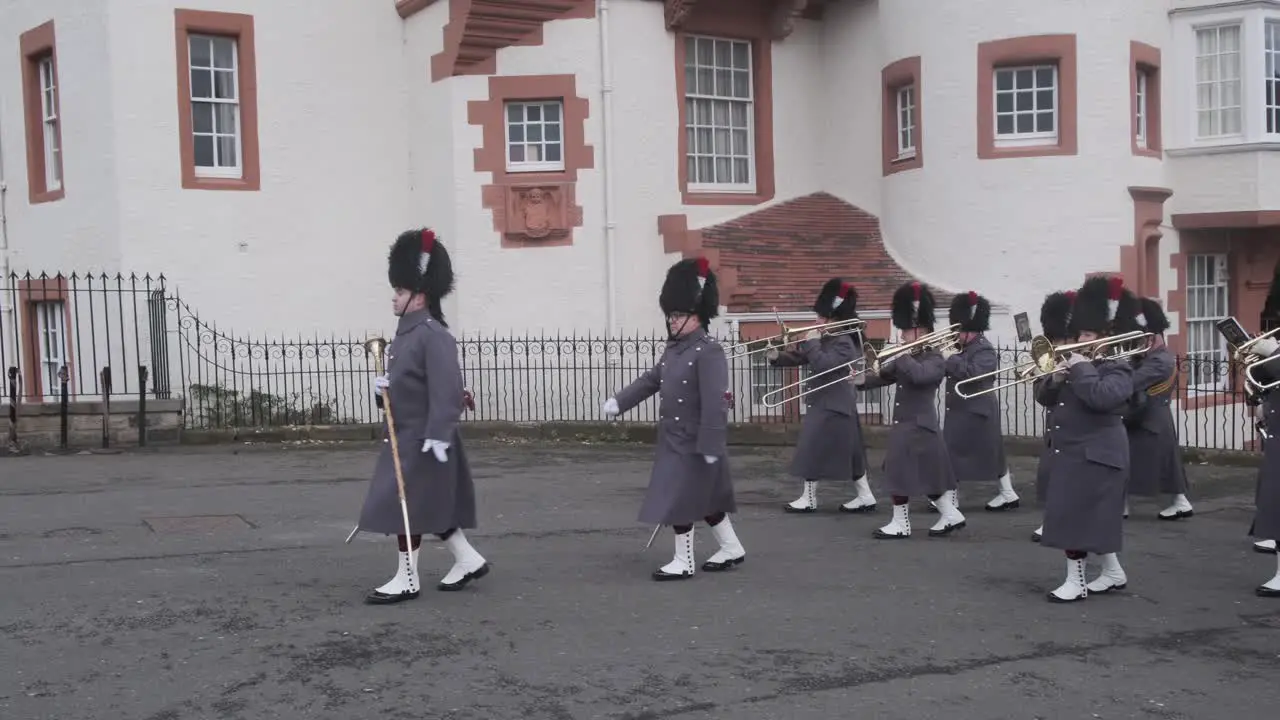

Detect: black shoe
[783, 505, 816, 514]
[365, 588, 420, 605]
[1157, 509, 1194, 521]
[701, 555, 744, 572]
[437, 563, 490, 592]
[839, 503, 876, 514]
[652, 568, 694, 581]
[985, 499, 1020, 512]
[1257, 585, 1280, 598]
[928, 520, 966, 537]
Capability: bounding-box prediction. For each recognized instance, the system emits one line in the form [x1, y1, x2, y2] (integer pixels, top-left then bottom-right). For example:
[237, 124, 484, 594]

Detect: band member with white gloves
[1118, 298, 1193, 521]
[771, 278, 875, 514]
[1239, 331, 1280, 596]
[1039, 276, 1135, 603]
[858, 282, 961, 538]
[359, 228, 489, 604]
[942, 291, 1016, 513]
[1031, 290, 1075, 543]
[602, 257, 745, 581]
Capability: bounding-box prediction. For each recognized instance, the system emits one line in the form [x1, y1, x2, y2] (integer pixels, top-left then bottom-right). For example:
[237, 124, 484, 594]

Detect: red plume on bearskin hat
[948, 290, 990, 332]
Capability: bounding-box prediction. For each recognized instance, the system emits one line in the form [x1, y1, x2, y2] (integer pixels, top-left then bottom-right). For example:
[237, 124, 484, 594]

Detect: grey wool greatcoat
[358, 309, 477, 536]
[1251, 347, 1280, 542]
[1123, 346, 1189, 496]
[943, 336, 1009, 482]
[770, 334, 861, 481]
[613, 330, 737, 525]
[1039, 359, 1133, 554]
[1033, 375, 1066, 503]
[861, 349, 957, 497]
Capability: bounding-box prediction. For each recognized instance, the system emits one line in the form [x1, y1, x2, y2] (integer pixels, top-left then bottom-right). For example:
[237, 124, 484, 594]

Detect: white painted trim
[1170, 0, 1280, 17]
[723, 310, 891, 322]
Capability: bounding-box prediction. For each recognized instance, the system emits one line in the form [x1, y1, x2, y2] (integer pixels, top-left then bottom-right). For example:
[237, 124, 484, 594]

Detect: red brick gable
[657, 192, 917, 314]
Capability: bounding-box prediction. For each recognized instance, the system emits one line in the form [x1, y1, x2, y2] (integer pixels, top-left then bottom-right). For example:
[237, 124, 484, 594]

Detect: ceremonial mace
[344, 337, 415, 573]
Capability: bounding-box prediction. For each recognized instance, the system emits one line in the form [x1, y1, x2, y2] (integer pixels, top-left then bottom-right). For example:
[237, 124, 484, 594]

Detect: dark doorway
[1262, 261, 1280, 333]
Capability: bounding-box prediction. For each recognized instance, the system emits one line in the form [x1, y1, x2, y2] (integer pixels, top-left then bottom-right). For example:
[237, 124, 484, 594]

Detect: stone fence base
[3, 399, 184, 453]
[165, 420, 1261, 468]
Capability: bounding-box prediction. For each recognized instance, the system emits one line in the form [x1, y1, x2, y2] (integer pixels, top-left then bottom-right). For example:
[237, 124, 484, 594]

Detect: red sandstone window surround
[882, 56, 923, 176]
[976, 34, 1078, 160]
[16, 277, 75, 403]
[671, 12, 776, 206]
[173, 9, 260, 191]
[1131, 41, 1162, 157]
[19, 20, 64, 204]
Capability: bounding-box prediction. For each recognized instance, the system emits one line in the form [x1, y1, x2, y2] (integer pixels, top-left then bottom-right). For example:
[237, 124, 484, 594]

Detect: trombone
[759, 354, 869, 408]
[1231, 326, 1280, 391]
[726, 312, 866, 359]
[861, 324, 962, 377]
[953, 330, 1154, 399]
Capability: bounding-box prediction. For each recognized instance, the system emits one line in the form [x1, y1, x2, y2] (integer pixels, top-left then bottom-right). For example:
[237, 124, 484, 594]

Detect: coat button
[675, 416, 680, 421]
[683, 380, 688, 384]
[1054, 449, 1060, 453]
[678, 399, 683, 403]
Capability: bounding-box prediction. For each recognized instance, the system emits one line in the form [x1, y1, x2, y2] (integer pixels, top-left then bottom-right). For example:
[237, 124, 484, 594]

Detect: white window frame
[37, 55, 61, 191]
[34, 300, 67, 395]
[1169, 5, 1280, 150]
[992, 64, 1059, 148]
[1136, 70, 1149, 148]
[188, 33, 243, 179]
[503, 100, 566, 173]
[1194, 23, 1243, 139]
[683, 34, 755, 194]
[1266, 20, 1280, 133]
[896, 85, 916, 159]
[1184, 253, 1231, 393]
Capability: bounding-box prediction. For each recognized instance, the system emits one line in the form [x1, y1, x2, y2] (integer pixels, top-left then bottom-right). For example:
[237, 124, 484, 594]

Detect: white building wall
[0, 0, 123, 274]
[819, 0, 1174, 344]
[105, 0, 413, 338]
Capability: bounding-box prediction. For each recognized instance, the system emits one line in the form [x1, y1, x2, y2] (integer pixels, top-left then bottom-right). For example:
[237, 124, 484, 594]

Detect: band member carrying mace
[773, 278, 876, 514]
[1031, 290, 1075, 543]
[859, 282, 962, 538]
[359, 228, 490, 604]
[602, 257, 746, 581]
[943, 291, 1016, 513]
[1119, 297, 1193, 521]
[1039, 276, 1135, 603]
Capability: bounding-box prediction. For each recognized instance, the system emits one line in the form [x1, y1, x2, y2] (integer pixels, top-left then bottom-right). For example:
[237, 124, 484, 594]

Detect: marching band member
[943, 291, 1016, 512]
[1119, 298, 1193, 521]
[859, 282, 961, 538]
[1039, 276, 1135, 602]
[1239, 331, 1280, 596]
[360, 229, 489, 604]
[1031, 290, 1075, 543]
[602, 257, 745, 581]
[772, 278, 875, 514]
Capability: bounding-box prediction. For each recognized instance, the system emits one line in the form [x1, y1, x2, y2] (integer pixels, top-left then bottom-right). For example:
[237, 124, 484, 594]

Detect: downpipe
[598, 0, 618, 334]
[0, 93, 16, 365]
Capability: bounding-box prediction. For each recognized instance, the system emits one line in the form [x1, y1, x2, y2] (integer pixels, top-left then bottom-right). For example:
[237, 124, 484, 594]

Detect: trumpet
[862, 324, 961, 376]
[759, 354, 870, 408]
[953, 330, 1154, 399]
[726, 314, 866, 358]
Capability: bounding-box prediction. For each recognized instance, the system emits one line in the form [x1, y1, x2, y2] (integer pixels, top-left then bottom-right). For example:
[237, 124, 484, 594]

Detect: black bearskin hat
[813, 278, 858, 320]
[659, 257, 719, 326]
[948, 291, 991, 333]
[1070, 275, 1135, 335]
[388, 228, 455, 300]
[1039, 290, 1076, 341]
[891, 281, 935, 331]
[1130, 297, 1170, 335]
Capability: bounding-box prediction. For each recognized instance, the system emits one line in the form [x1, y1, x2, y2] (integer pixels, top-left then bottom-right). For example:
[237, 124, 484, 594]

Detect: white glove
[765, 347, 780, 362]
[941, 346, 959, 360]
[1254, 404, 1267, 422]
[703, 455, 718, 464]
[602, 398, 620, 416]
[422, 439, 449, 462]
[1253, 337, 1280, 357]
[373, 375, 390, 392]
[803, 330, 820, 341]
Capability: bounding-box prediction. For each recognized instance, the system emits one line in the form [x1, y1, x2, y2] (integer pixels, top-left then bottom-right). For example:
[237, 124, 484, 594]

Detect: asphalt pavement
[1, 440, 1278, 720]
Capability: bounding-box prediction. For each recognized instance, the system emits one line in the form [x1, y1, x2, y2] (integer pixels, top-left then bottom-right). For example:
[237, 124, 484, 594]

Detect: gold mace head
[364, 336, 388, 374]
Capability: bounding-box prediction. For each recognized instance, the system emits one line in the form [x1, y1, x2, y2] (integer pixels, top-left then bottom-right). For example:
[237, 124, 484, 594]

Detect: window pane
[194, 135, 215, 166]
[545, 144, 561, 162]
[191, 69, 212, 99]
[217, 135, 238, 167]
[1036, 89, 1054, 110]
[508, 124, 524, 143]
[212, 38, 235, 69]
[527, 124, 543, 142]
[1035, 111, 1055, 132]
[509, 145, 525, 163]
[996, 114, 1014, 134]
[1015, 69, 1033, 87]
[213, 70, 236, 100]
[1015, 91, 1032, 111]
[214, 103, 237, 134]
[507, 104, 522, 123]
[190, 37, 211, 67]
[526, 104, 541, 121]
[544, 103, 560, 121]
[996, 92, 1013, 113]
[545, 123, 560, 141]
[1016, 113, 1033, 133]
[732, 41, 749, 70]
[193, 102, 214, 133]
[995, 70, 1013, 91]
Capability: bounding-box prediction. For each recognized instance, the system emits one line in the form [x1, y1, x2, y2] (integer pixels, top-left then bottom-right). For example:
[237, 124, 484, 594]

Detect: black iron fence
[0, 272, 1261, 452]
